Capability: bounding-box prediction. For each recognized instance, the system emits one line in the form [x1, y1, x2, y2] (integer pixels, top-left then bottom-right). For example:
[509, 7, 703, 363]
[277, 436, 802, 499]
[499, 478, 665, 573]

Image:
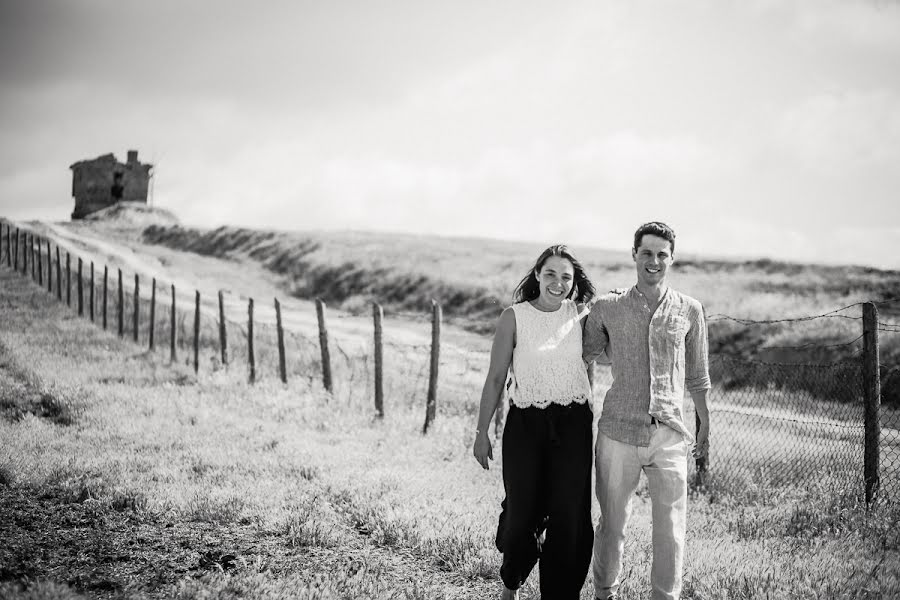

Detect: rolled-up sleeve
[583, 308, 609, 364]
[685, 303, 711, 392]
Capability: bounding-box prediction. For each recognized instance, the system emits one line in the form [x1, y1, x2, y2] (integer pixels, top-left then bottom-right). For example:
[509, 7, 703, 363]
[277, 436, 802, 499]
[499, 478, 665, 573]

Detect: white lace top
[508, 299, 592, 409]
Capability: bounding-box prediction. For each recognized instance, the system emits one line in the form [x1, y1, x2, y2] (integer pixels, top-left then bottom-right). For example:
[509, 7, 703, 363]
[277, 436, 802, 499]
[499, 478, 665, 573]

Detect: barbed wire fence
[0, 220, 897, 503]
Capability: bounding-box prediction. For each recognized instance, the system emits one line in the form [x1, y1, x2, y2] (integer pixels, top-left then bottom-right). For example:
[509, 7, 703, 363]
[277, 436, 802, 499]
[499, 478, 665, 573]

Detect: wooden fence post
[149, 278, 156, 351]
[30, 234, 35, 281]
[13, 228, 18, 272]
[4, 225, 9, 268]
[117, 268, 124, 337]
[862, 302, 881, 504]
[248, 298, 256, 384]
[133, 274, 140, 343]
[373, 302, 384, 418]
[102, 266, 108, 329]
[423, 300, 442, 434]
[218, 290, 228, 366]
[275, 298, 287, 384]
[170, 284, 177, 362]
[89, 262, 95, 321]
[66, 253, 71, 307]
[193, 290, 200, 374]
[56, 247, 61, 301]
[316, 299, 333, 394]
[46, 241, 51, 293]
[77, 257, 83, 316]
[37, 237, 43, 287]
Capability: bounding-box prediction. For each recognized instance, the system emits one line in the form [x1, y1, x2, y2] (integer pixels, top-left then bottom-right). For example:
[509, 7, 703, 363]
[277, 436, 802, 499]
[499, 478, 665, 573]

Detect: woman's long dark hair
[513, 244, 595, 304]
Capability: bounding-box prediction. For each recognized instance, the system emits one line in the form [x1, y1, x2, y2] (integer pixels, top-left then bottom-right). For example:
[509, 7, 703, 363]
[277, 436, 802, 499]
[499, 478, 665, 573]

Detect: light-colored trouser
[593, 425, 688, 600]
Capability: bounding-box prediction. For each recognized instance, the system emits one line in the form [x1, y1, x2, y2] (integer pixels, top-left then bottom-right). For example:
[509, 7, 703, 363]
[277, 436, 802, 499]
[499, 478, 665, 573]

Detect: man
[583, 221, 710, 600]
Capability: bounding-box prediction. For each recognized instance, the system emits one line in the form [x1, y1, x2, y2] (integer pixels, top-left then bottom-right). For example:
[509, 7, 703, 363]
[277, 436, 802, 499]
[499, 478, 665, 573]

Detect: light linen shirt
[583, 286, 711, 446]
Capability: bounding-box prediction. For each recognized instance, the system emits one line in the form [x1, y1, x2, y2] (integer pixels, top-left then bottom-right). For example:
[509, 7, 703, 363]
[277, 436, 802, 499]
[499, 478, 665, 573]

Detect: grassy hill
[1, 261, 898, 599]
[140, 224, 900, 404]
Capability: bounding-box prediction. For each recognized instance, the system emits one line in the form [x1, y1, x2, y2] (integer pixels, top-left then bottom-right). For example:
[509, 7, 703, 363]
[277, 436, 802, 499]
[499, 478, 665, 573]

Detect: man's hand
[692, 420, 710, 460]
[473, 431, 494, 470]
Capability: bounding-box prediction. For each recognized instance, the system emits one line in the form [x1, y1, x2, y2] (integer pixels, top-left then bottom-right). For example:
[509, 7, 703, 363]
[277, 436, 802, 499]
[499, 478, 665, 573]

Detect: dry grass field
[2, 215, 900, 598]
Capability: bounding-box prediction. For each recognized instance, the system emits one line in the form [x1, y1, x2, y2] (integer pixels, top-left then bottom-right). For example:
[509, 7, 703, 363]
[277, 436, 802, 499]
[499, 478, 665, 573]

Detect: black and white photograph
[1, 2, 899, 598]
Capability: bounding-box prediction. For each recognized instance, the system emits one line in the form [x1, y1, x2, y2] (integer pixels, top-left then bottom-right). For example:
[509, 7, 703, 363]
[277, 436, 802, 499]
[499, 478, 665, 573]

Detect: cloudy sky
[1, 0, 899, 268]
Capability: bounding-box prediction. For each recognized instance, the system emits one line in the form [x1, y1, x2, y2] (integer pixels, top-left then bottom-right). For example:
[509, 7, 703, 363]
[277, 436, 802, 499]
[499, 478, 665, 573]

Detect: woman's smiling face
[535, 255, 575, 307]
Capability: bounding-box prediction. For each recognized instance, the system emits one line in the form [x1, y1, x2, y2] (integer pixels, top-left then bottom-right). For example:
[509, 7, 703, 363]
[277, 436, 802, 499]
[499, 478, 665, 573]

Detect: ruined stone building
[70, 150, 153, 219]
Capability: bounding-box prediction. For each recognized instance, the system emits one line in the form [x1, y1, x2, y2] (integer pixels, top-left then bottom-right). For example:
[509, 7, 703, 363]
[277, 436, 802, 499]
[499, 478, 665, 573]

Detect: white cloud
[568, 132, 732, 188]
[792, 0, 900, 49]
[776, 90, 900, 172]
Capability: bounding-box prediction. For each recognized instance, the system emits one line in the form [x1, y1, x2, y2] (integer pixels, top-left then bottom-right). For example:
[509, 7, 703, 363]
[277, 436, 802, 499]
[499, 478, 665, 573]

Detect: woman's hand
[473, 431, 494, 469]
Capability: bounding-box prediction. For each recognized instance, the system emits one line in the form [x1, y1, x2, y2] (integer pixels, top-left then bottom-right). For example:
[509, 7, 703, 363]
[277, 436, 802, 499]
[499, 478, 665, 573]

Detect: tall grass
[2, 261, 900, 599]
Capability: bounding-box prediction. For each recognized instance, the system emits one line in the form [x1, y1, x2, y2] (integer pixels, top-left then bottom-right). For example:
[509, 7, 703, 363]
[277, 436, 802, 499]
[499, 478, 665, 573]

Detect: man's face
[632, 234, 674, 287]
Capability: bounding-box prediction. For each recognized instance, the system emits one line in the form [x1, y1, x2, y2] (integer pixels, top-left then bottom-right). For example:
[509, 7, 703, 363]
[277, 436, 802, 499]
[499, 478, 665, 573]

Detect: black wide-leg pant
[497, 401, 593, 599]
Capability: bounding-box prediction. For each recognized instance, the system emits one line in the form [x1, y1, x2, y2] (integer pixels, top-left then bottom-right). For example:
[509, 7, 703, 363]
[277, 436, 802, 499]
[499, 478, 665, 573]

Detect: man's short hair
[633, 221, 676, 254]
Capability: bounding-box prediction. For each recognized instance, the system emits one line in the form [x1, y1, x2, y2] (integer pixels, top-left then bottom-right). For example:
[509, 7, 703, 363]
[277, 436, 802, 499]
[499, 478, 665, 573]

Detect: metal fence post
[862, 302, 881, 504]
[423, 299, 441, 434]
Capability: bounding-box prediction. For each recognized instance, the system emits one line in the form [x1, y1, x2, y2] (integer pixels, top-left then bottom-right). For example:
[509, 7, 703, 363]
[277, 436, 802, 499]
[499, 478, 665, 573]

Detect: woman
[473, 244, 595, 599]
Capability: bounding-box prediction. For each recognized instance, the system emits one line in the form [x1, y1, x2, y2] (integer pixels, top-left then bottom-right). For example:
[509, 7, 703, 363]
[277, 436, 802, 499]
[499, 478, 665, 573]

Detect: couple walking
[473, 221, 711, 600]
